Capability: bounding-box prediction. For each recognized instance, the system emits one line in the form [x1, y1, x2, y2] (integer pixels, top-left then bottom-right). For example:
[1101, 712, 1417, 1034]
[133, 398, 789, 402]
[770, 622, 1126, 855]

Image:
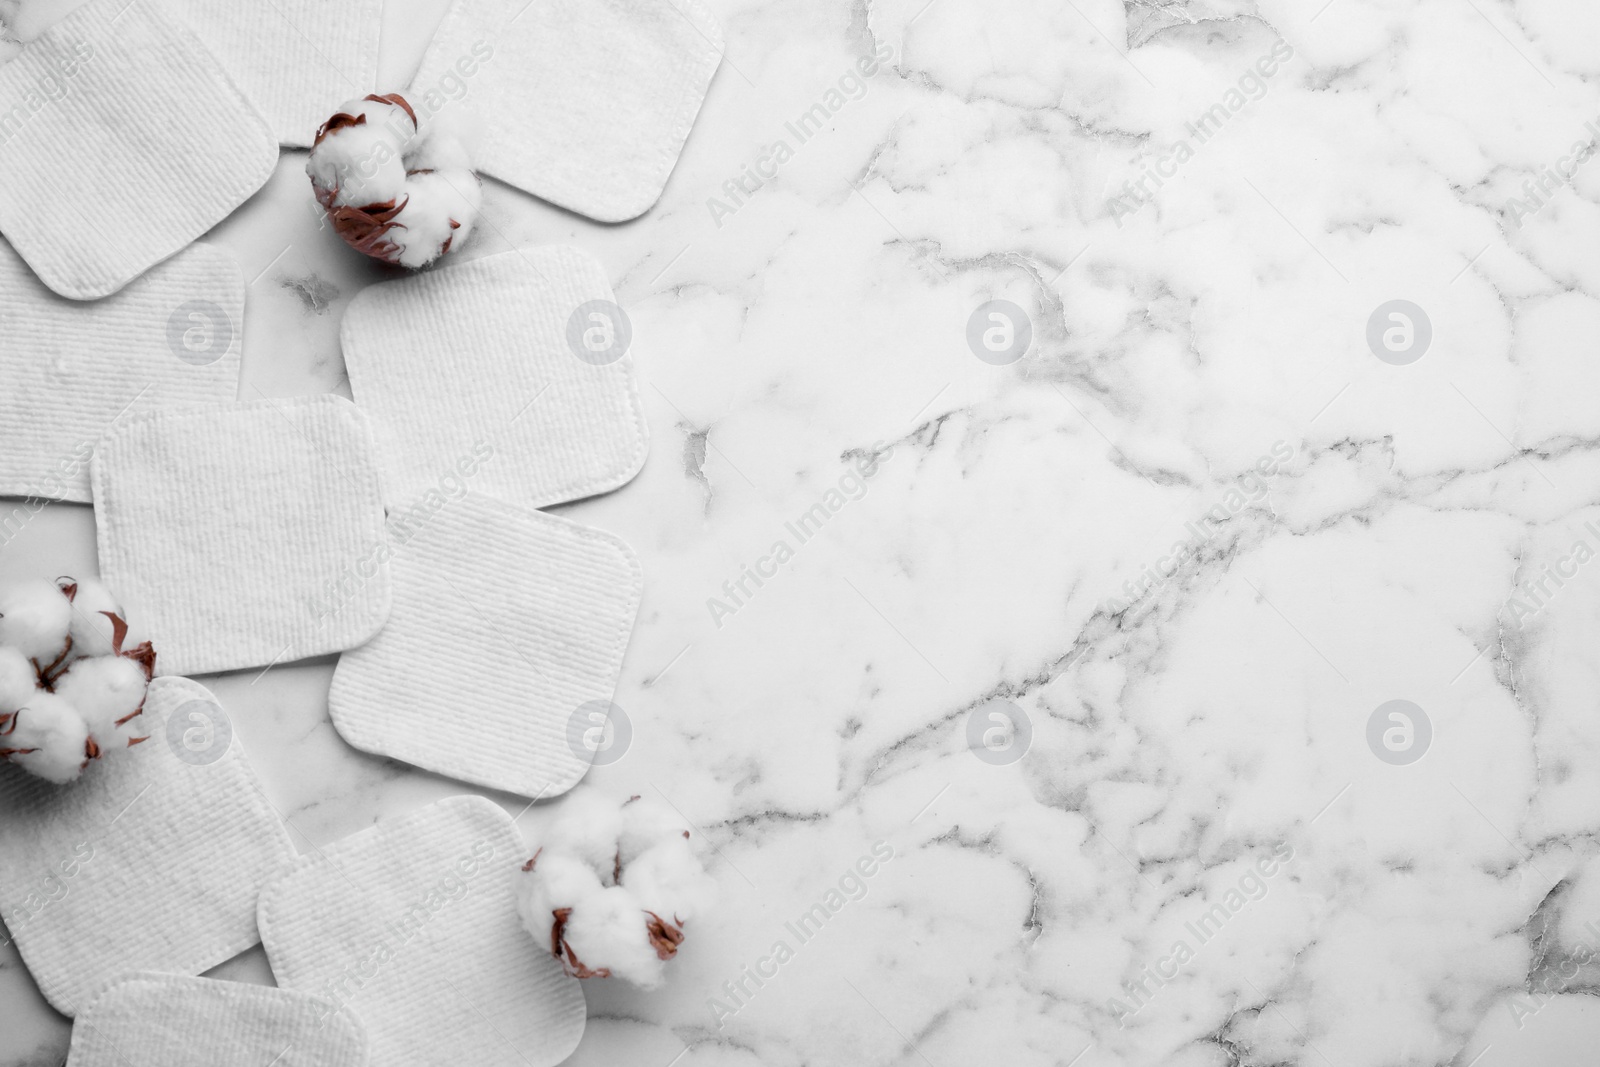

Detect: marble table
[4, 0, 1600, 1064]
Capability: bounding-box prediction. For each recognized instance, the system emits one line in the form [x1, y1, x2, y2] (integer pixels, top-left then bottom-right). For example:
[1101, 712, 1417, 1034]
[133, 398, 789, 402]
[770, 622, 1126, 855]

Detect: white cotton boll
[0, 578, 70, 663]
[63, 578, 123, 658]
[310, 127, 408, 209]
[310, 92, 480, 267]
[559, 884, 668, 987]
[5, 692, 87, 784]
[390, 170, 480, 269]
[623, 838, 718, 926]
[54, 655, 147, 748]
[543, 787, 628, 877]
[306, 97, 414, 209]
[0, 646, 37, 714]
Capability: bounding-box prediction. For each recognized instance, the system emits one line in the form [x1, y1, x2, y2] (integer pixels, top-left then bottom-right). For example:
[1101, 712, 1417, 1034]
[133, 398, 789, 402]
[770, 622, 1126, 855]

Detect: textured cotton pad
[0, 239, 242, 503]
[0, 678, 296, 1016]
[164, 0, 382, 147]
[91, 396, 391, 677]
[259, 796, 585, 1067]
[341, 247, 648, 511]
[0, 0, 277, 300]
[411, 0, 722, 221]
[330, 493, 642, 798]
[68, 973, 369, 1067]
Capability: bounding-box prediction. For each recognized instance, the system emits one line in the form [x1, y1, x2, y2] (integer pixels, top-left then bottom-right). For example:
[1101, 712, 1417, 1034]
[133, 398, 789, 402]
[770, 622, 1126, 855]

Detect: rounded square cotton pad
[258, 795, 586, 1067]
[329, 493, 642, 799]
[0, 239, 243, 504]
[162, 0, 383, 147]
[0, 0, 277, 300]
[0, 677, 296, 1016]
[67, 973, 369, 1067]
[409, 0, 723, 221]
[340, 246, 649, 512]
[90, 395, 392, 677]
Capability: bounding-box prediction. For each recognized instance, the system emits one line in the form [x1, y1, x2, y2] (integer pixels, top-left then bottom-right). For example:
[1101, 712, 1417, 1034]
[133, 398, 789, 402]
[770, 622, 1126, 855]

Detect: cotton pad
[329, 493, 642, 799]
[0, 678, 295, 1016]
[164, 0, 382, 147]
[340, 247, 648, 511]
[0, 0, 277, 300]
[91, 395, 391, 677]
[0, 239, 242, 503]
[67, 973, 369, 1067]
[258, 795, 586, 1067]
[409, 0, 723, 221]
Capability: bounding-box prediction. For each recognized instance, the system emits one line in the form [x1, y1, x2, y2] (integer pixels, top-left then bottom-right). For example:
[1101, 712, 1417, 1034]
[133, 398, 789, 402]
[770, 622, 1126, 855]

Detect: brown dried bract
[0, 706, 34, 757]
[322, 193, 410, 265]
[35, 635, 73, 687]
[366, 92, 418, 129]
[313, 109, 366, 147]
[644, 911, 687, 960]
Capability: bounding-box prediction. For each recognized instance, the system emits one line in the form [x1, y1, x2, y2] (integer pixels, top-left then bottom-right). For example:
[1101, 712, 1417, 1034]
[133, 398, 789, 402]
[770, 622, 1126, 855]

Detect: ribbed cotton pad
[0, 239, 242, 503]
[258, 796, 586, 1067]
[341, 247, 649, 511]
[68, 973, 369, 1067]
[410, 0, 723, 221]
[0, 0, 277, 300]
[164, 0, 383, 147]
[91, 396, 392, 677]
[0, 678, 296, 1016]
[329, 493, 642, 799]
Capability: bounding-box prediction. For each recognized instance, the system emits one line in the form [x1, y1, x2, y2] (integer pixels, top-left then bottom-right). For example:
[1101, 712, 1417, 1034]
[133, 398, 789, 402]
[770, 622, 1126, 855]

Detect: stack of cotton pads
[0, 0, 725, 1058]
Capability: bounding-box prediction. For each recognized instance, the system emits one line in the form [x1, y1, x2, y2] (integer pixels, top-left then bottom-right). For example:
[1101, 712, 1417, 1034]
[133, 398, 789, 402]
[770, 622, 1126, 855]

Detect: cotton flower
[0, 577, 155, 783]
[517, 789, 717, 988]
[307, 93, 481, 269]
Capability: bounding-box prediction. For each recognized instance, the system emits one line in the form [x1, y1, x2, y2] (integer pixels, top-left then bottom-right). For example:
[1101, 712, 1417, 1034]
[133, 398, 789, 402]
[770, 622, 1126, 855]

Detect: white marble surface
[5, 0, 1600, 1064]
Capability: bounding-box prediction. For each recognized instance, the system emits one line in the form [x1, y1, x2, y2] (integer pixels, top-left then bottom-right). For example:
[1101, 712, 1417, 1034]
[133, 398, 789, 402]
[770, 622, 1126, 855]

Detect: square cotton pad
[410, 0, 723, 221]
[258, 795, 585, 1067]
[91, 395, 392, 677]
[0, 678, 296, 1016]
[340, 246, 649, 511]
[0, 0, 277, 300]
[329, 492, 642, 799]
[0, 239, 242, 503]
[163, 0, 383, 147]
[68, 973, 369, 1067]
